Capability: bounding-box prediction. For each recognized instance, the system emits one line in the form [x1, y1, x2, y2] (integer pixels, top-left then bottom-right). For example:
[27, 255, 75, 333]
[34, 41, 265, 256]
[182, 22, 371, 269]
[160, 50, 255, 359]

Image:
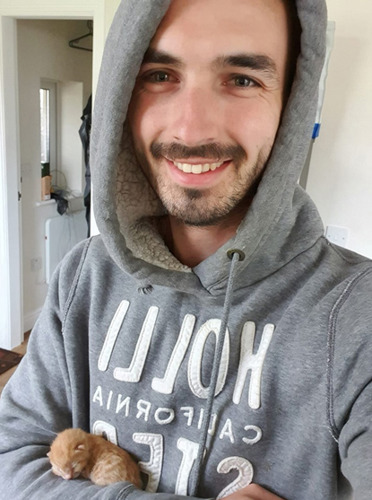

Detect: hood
[90, 0, 327, 295]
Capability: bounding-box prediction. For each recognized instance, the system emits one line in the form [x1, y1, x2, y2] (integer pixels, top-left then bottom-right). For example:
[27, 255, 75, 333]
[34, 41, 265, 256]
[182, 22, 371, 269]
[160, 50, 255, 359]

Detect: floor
[0, 331, 30, 396]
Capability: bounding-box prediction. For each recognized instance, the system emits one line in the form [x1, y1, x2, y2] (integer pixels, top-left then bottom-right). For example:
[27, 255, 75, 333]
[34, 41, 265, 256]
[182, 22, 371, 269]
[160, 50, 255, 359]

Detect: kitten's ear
[76, 444, 85, 451]
[47, 452, 50, 457]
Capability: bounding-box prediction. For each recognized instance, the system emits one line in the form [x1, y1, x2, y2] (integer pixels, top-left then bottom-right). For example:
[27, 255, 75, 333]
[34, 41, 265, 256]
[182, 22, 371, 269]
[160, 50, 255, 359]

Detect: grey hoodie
[1, 1, 372, 499]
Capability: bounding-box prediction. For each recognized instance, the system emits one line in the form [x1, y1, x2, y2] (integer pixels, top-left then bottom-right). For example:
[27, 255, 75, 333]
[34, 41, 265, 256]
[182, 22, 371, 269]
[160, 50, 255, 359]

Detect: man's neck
[158, 213, 244, 268]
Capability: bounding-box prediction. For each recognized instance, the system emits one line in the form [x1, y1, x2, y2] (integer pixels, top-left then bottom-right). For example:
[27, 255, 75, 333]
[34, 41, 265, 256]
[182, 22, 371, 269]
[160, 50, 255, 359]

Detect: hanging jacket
[79, 94, 92, 235]
[0, 1, 372, 499]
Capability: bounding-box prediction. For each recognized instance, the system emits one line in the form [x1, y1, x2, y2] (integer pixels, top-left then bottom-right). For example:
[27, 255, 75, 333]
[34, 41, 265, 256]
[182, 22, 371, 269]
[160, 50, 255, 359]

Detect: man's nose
[171, 86, 221, 147]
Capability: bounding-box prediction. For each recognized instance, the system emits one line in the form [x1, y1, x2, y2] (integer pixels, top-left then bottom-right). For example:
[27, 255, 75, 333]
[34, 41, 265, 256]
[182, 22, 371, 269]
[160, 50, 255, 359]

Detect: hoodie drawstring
[189, 250, 244, 496]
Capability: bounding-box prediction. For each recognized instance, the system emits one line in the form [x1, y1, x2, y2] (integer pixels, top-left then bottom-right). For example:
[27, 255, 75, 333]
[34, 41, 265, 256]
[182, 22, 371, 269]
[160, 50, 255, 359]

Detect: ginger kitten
[47, 428, 142, 487]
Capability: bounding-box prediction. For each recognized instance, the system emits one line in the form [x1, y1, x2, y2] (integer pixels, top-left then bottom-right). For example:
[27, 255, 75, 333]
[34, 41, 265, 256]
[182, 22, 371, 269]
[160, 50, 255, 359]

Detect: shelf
[35, 199, 56, 207]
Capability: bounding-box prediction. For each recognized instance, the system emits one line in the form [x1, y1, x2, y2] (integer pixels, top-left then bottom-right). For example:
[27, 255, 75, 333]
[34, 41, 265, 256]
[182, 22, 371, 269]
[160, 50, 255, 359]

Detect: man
[0, 0, 371, 499]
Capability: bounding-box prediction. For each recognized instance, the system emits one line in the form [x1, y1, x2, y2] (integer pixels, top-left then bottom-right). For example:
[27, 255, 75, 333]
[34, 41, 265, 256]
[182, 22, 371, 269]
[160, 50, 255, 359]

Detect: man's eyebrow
[141, 50, 278, 80]
[214, 54, 278, 78]
[142, 48, 184, 68]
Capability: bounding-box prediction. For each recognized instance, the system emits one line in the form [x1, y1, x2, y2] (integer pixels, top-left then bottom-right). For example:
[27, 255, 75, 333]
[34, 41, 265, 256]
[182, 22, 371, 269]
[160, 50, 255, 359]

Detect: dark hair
[283, 0, 302, 98]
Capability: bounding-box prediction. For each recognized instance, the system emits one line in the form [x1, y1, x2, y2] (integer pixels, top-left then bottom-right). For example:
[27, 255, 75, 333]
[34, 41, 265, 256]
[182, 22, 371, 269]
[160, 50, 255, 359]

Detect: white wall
[306, 0, 372, 258]
[17, 19, 92, 330]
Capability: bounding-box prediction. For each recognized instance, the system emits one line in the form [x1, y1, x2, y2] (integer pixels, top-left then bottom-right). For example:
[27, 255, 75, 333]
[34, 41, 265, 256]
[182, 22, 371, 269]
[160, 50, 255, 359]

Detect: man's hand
[222, 484, 285, 500]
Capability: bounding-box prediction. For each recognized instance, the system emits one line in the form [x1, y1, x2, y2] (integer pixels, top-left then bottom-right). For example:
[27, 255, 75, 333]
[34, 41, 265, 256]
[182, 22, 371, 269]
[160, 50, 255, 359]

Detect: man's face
[128, 0, 291, 227]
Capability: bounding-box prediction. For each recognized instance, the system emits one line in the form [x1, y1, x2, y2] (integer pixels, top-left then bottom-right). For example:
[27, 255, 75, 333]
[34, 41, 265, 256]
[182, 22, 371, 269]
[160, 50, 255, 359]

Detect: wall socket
[31, 257, 42, 272]
[325, 225, 349, 248]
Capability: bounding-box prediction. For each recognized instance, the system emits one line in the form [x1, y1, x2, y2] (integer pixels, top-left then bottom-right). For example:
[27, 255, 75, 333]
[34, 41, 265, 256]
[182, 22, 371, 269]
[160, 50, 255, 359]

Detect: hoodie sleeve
[0, 239, 205, 500]
[0, 239, 117, 498]
[330, 267, 372, 500]
[339, 380, 372, 500]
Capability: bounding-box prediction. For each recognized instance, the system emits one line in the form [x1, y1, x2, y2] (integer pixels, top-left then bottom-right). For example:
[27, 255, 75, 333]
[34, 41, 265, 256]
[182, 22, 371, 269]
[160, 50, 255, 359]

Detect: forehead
[149, 0, 290, 65]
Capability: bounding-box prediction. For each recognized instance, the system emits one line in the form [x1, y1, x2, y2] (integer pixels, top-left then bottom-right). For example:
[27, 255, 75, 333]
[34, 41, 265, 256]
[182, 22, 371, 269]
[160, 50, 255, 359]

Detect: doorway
[0, 0, 112, 350]
[17, 19, 93, 333]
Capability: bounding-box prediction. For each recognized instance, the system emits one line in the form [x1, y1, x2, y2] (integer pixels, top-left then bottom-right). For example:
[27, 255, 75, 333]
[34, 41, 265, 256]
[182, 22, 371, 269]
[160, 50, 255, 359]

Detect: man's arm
[332, 267, 372, 500]
[0, 242, 130, 498]
[0, 241, 205, 500]
[338, 381, 372, 500]
[223, 485, 284, 500]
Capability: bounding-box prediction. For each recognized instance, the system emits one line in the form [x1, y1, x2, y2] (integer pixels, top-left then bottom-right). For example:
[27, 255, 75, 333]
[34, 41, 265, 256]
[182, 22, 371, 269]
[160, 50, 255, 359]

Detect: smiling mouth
[171, 160, 229, 174]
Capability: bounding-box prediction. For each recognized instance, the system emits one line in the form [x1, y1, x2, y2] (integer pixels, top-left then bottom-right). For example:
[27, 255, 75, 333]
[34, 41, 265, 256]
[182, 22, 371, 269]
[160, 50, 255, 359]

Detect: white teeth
[173, 161, 225, 174]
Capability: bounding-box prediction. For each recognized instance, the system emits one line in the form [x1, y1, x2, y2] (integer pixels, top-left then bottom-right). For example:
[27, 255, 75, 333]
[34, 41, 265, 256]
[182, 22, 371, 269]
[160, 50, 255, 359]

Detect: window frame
[40, 79, 57, 175]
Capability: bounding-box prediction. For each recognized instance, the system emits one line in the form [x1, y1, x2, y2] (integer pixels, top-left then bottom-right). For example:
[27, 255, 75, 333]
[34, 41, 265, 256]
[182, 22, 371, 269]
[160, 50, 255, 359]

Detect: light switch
[325, 225, 349, 248]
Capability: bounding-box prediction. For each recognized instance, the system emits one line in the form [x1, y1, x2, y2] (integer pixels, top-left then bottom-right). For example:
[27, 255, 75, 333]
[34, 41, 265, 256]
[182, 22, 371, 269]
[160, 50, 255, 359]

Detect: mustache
[150, 141, 247, 163]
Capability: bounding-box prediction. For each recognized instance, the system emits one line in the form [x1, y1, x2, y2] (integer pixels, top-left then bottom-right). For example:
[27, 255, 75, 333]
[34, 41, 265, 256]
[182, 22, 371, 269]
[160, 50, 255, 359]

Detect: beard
[134, 140, 270, 227]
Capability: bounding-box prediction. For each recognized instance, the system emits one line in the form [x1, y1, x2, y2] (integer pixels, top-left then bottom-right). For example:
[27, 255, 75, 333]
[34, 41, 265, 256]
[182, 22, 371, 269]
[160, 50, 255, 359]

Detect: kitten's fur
[47, 428, 142, 487]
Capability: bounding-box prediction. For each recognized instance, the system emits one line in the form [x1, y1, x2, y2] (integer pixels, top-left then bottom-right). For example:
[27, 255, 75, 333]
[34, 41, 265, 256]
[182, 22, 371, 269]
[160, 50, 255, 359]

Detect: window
[39, 80, 57, 179]
[40, 88, 50, 166]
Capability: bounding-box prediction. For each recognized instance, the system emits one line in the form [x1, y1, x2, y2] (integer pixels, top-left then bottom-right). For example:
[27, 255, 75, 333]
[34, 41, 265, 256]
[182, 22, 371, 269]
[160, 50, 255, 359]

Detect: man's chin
[163, 199, 240, 227]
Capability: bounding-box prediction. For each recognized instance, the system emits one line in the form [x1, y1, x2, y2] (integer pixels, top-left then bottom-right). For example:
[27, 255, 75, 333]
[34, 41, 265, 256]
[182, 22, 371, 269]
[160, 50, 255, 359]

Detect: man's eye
[137, 69, 179, 93]
[145, 71, 171, 83]
[233, 75, 256, 87]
